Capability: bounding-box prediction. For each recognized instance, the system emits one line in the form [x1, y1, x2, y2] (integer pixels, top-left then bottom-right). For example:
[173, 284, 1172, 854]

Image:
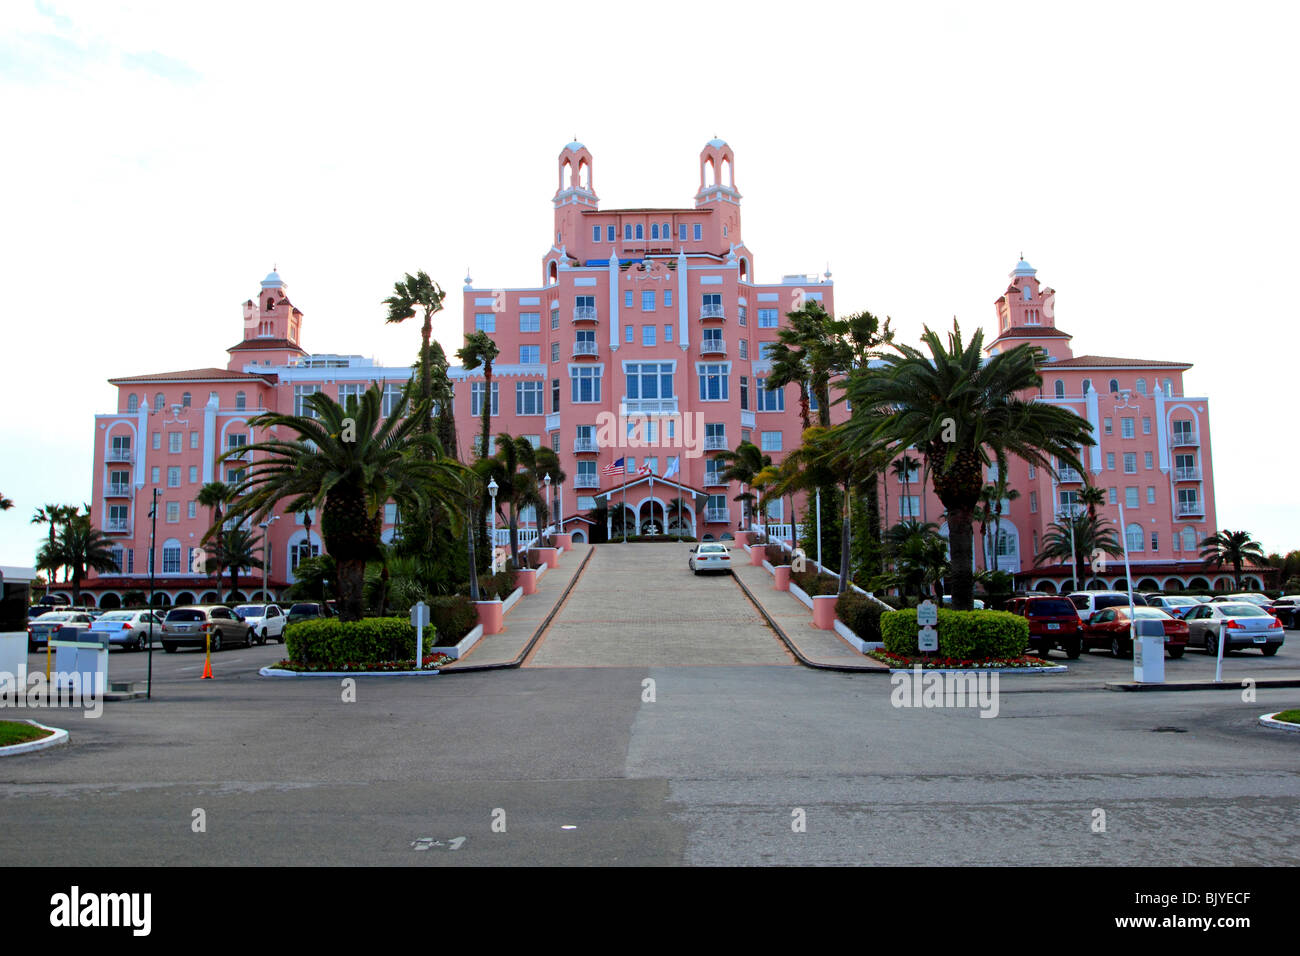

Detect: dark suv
[285, 602, 334, 626]
[161, 605, 255, 652]
[1006, 596, 1083, 659]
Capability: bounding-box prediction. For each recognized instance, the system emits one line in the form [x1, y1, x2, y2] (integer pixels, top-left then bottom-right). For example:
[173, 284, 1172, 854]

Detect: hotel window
[693, 224, 702, 241]
[551, 307, 560, 330]
[758, 309, 778, 328]
[166, 502, 180, 524]
[1054, 380, 1065, 398]
[1081, 378, 1092, 394]
[741, 429, 751, 445]
[756, 378, 785, 412]
[152, 431, 161, 450]
[1123, 453, 1137, 474]
[552, 379, 561, 412]
[209, 391, 218, 406]
[181, 392, 191, 408]
[551, 433, 560, 453]
[294, 385, 321, 418]
[470, 382, 499, 417]
[168, 432, 182, 453]
[1151, 531, 1159, 551]
[519, 345, 541, 364]
[625, 363, 674, 400]
[1126, 524, 1144, 552]
[1125, 487, 1139, 509]
[739, 375, 749, 410]
[761, 431, 782, 452]
[738, 306, 747, 326]
[338, 383, 365, 407]
[151, 466, 160, 484]
[698, 363, 729, 401]
[1029, 491, 1037, 513]
[168, 466, 181, 488]
[651, 224, 659, 240]
[625, 324, 634, 343]
[606, 225, 615, 241]
[757, 342, 775, 362]
[1106, 453, 1115, 470]
[1181, 527, 1197, 551]
[899, 496, 920, 519]
[1144, 451, 1153, 469]
[641, 291, 656, 312]
[1121, 417, 1135, 439]
[577, 461, 597, 484]
[127, 394, 139, 413]
[1147, 486, 1156, 504]
[642, 325, 656, 346]
[624, 290, 633, 309]
[1163, 378, 1173, 396]
[1108, 487, 1117, 504]
[381, 383, 404, 417]
[679, 224, 687, 241]
[154, 393, 165, 411]
[188, 501, 196, 520]
[624, 224, 633, 240]
[519, 312, 541, 333]
[516, 381, 544, 415]
[162, 541, 181, 572]
[592, 225, 601, 242]
[190, 430, 199, 449]
[738, 339, 748, 359]
[665, 324, 673, 343]
[226, 468, 244, 485]
[551, 342, 560, 363]
[661, 222, 668, 237]
[1141, 417, 1152, 435]
[189, 466, 198, 484]
[571, 367, 602, 403]
[1103, 417, 1113, 435]
[474, 313, 496, 333]
[1172, 419, 1194, 443]
[1109, 379, 1120, 394]
[664, 290, 672, 307]
[635, 224, 643, 239]
[764, 498, 782, 521]
[1028, 464, 1036, 479]
[1136, 378, 1147, 395]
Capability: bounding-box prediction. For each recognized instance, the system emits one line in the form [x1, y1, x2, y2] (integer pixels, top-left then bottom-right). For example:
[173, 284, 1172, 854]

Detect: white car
[1066, 590, 1148, 624]
[233, 604, 288, 644]
[689, 543, 732, 575]
[88, 609, 164, 651]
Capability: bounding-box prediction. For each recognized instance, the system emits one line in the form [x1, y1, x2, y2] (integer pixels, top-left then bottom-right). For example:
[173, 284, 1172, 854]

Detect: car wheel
[1204, 631, 1218, 656]
[1261, 645, 1279, 656]
[257, 629, 267, 646]
[211, 633, 223, 653]
[247, 630, 257, 647]
[1111, 635, 1130, 659]
[1167, 647, 1184, 659]
[1065, 638, 1082, 660]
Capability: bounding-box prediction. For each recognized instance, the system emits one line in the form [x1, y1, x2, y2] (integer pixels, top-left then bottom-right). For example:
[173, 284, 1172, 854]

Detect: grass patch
[1272, 709, 1300, 725]
[0, 721, 53, 746]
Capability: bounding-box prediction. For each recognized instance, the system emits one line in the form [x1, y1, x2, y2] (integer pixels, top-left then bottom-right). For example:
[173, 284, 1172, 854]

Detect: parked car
[233, 604, 287, 644]
[1182, 602, 1285, 656]
[1270, 595, 1300, 628]
[1209, 593, 1276, 616]
[1143, 595, 1201, 619]
[160, 605, 255, 653]
[1083, 606, 1189, 658]
[285, 602, 334, 627]
[941, 595, 986, 610]
[1066, 590, 1148, 625]
[689, 542, 732, 575]
[88, 609, 164, 651]
[1006, 596, 1083, 658]
[27, 610, 95, 651]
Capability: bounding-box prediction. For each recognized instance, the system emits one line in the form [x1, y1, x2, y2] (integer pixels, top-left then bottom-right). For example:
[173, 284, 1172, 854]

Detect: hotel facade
[71, 140, 1252, 609]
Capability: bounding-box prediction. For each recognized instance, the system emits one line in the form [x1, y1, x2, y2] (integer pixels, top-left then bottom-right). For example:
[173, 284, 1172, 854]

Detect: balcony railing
[705, 508, 730, 523]
[1172, 433, 1199, 447]
[107, 449, 133, 462]
[106, 484, 132, 498]
[621, 397, 679, 415]
[700, 339, 727, 356]
[704, 472, 727, 487]
[1056, 468, 1083, 483]
[574, 474, 600, 489]
[105, 520, 130, 533]
[224, 448, 250, 460]
[1176, 501, 1204, 517]
[704, 435, 728, 451]
[1174, 467, 1202, 481]
[572, 341, 599, 358]
[573, 437, 599, 453]
[700, 304, 725, 320]
[572, 306, 598, 322]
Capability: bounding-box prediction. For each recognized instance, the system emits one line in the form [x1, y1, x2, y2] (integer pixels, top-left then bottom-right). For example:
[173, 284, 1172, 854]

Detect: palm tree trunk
[336, 558, 366, 621]
[508, 502, 519, 568]
[948, 505, 977, 610]
[479, 365, 493, 459]
[466, 509, 480, 601]
[838, 483, 851, 593]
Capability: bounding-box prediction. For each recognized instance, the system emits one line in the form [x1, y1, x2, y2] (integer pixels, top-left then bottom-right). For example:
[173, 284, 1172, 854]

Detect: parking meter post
[45, 639, 51, 681]
[1215, 620, 1226, 682]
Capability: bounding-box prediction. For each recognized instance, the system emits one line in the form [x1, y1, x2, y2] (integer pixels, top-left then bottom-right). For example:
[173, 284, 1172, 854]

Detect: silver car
[1182, 602, 1285, 656]
[27, 611, 94, 651]
[88, 609, 164, 651]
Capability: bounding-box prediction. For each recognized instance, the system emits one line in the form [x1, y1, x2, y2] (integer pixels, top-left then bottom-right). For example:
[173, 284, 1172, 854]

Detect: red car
[1083, 606, 1188, 659]
[1006, 596, 1083, 659]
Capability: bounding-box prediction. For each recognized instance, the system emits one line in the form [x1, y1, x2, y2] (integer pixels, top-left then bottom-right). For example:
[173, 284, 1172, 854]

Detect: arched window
[181, 392, 191, 408]
[1109, 379, 1119, 394]
[739, 258, 749, 282]
[996, 531, 1017, 557]
[126, 394, 139, 413]
[266, 298, 275, 310]
[662, 222, 668, 238]
[162, 539, 183, 574]
[1136, 378, 1146, 395]
[235, 391, 246, 410]
[1181, 527, 1197, 552]
[548, 261, 558, 285]
[1054, 380, 1065, 398]
[1126, 524, 1144, 552]
[1081, 378, 1092, 394]
[651, 224, 659, 240]
[635, 223, 643, 240]
[154, 393, 165, 411]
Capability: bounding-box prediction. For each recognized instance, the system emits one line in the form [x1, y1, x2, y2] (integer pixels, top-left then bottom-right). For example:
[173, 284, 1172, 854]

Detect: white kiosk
[0, 566, 38, 685]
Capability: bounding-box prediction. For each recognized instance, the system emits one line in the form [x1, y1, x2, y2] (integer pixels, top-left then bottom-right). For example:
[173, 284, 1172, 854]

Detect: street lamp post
[543, 473, 552, 542]
[487, 477, 499, 571]
[259, 515, 280, 603]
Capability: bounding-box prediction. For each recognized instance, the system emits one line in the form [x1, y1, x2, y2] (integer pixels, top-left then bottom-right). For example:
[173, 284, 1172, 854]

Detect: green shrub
[284, 616, 423, 666]
[765, 543, 789, 566]
[477, 568, 517, 601]
[790, 569, 837, 596]
[836, 592, 887, 642]
[880, 608, 1028, 659]
[428, 596, 476, 646]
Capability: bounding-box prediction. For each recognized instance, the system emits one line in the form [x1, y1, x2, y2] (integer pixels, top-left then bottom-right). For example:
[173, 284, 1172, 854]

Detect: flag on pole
[663, 456, 680, 480]
[601, 457, 625, 478]
[633, 463, 652, 477]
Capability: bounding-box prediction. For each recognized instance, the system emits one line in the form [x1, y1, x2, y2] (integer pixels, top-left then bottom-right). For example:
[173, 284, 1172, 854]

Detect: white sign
[917, 600, 938, 627]
[918, 625, 938, 652]
[410, 602, 430, 627]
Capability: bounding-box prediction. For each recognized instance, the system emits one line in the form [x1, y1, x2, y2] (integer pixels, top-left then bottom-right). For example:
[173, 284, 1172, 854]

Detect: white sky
[2, 0, 1298, 566]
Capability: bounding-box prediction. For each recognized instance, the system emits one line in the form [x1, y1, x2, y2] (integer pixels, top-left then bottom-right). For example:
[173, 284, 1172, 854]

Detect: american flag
[600, 457, 625, 478]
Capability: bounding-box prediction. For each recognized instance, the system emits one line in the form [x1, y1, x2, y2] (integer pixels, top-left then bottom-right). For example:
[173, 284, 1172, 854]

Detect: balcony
[1174, 467, 1202, 481]
[740, 410, 756, 429]
[224, 448, 250, 460]
[700, 304, 726, 321]
[1172, 433, 1200, 448]
[107, 449, 133, 462]
[704, 472, 727, 487]
[572, 306, 598, 322]
[573, 437, 599, 453]
[574, 474, 600, 489]
[1056, 468, 1083, 483]
[704, 435, 728, 451]
[1176, 501, 1205, 517]
[106, 484, 132, 498]
[105, 520, 130, 533]
[572, 341, 599, 358]
[546, 412, 561, 432]
[700, 339, 727, 356]
[705, 508, 730, 524]
[621, 397, 679, 415]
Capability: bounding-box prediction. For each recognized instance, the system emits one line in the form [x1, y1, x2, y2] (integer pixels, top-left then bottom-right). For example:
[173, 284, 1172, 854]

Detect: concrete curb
[260, 667, 442, 678]
[0, 720, 69, 756]
[885, 665, 1069, 675]
[731, 569, 885, 673]
[443, 545, 596, 673]
[1105, 678, 1300, 692]
[1259, 712, 1300, 732]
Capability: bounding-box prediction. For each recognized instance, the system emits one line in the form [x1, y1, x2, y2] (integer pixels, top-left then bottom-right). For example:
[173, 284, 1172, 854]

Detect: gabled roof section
[594, 474, 708, 500]
[227, 337, 307, 353]
[1050, 354, 1192, 369]
[992, 326, 1073, 339]
[108, 367, 277, 385]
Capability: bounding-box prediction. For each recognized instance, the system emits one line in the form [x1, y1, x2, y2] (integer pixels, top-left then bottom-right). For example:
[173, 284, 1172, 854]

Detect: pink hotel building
[74, 140, 1248, 609]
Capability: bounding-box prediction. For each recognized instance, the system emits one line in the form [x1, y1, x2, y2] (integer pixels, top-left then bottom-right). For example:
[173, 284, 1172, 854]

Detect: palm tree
[0, 493, 12, 511]
[529, 445, 565, 535]
[842, 320, 1095, 609]
[31, 504, 78, 592]
[719, 441, 771, 529]
[196, 481, 235, 595]
[885, 521, 946, 600]
[891, 453, 920, 524]
[1078, 482, 1107, 520]
[665, 497, 690, 536]
[36, 514, 119, 606]
[383, 271, 447, 439]
[217, 385, 469, 621]
[483, 433, 549, 567]
[457, 331, 501, 460]
[217, 525, 263, 601]
[1037, 512, 1124, 586]
[1199, 530, 1267, 591]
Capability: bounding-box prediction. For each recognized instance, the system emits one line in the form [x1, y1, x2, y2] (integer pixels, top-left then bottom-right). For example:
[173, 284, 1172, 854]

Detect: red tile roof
[1048, 354, 1191, 369]
[226, 338, 306, 353]
[993, 326, 1073, 339]
[108, 367, 277, 385]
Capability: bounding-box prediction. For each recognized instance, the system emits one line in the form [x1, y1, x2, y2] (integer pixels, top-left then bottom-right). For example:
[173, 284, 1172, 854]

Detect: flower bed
[270, 652, 452, 673]
[869, 649, 1056, 670]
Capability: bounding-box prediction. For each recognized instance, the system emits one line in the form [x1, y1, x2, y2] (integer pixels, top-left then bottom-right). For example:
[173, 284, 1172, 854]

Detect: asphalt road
[2, 632, 1298, 866]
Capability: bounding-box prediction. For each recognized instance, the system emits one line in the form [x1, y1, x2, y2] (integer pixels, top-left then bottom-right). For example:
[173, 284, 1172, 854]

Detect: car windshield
[1027, 600, 1075, 616]
[36, 612, 74, 621]
[235, 605, 265, 617]
[1095, 595, 1136, 610]
[97, 612, 133, 621]
[1220, 604, 1267, 617]
[166, 609, 206, 622]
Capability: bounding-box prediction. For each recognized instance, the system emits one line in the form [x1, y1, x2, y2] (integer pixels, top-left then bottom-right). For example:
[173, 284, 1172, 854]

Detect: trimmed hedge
[836, 592, 887, 642]
[284, 616, 422, 666]
[477, 569, 517, 601]
[765, 543, 789, 566]
[428, 595, 476, 646]
[881, 608, 1029, 659]
[791, 569, 837, 596]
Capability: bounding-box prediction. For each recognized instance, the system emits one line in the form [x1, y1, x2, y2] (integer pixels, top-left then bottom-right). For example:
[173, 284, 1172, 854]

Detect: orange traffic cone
[201, 634, 213, 679]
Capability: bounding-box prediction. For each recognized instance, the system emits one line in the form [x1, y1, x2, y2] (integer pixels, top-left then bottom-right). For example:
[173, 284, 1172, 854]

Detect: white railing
[765, 523, 805, 542]
[700, 340, 727, 355]
[1056, 468, 1083, 483]
[105, 520, 129, 533]
[705, 508, 730, 523]
[1174, 467, 1202, 481]
[621, 397, 679, 415]
[740, 410, 756, 429]
[1176, 502, 1204, 516]
[704, 472, 727, 487]
[574, 474, 600, 489]
[1172, 433, 1199, 447]
[704, 435, 728, 451]
[572, 341, 599, 357]
[546, 413, 561, 432]
[107, 450, 133, 462]
[700, 304, 725, 319]
[573, 437, 599, 453]
[572, 306, 598, 321]
[106, 484, 132, 497]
